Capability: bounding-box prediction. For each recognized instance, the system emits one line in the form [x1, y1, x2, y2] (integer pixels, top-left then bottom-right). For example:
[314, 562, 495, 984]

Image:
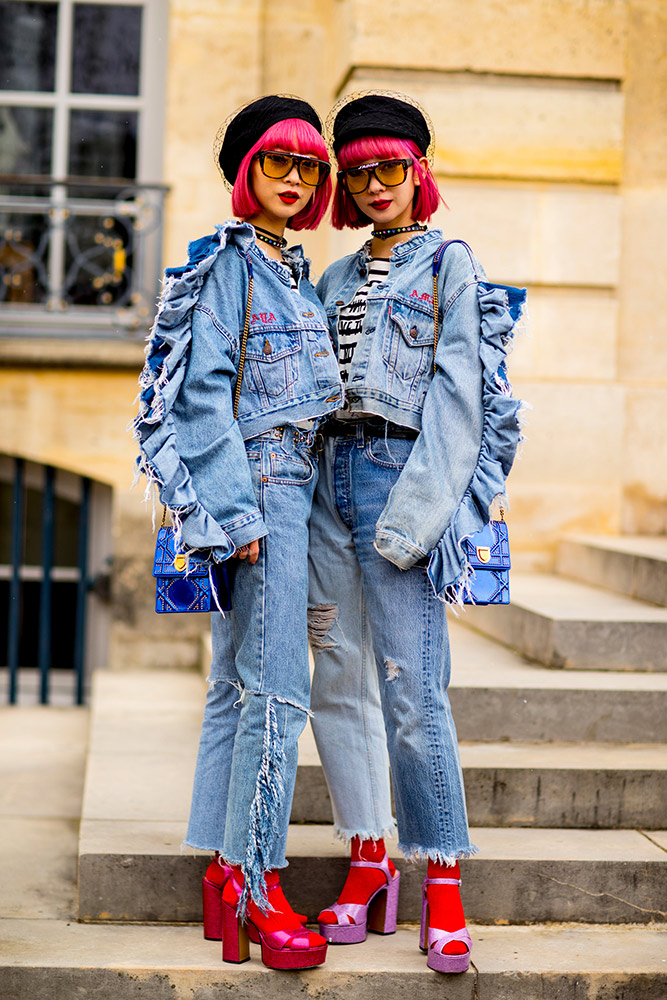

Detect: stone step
[293, 733, 667, 829]
[78, 822, 667, 925]
[557, 534, 667, 606]
[85, 668, 667, 834]
[450, 624, 667, 743]
[463, 573, 667, 671]
[6, 701, 666, 1000]
[3, 920, 666, 1000]
[78, 671, 667, 922]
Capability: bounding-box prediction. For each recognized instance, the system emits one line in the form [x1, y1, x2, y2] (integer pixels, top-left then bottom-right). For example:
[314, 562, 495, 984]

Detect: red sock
[319, 837, 396, 924]
[426, 860, 467, 956]
[204, 859, 226, 887]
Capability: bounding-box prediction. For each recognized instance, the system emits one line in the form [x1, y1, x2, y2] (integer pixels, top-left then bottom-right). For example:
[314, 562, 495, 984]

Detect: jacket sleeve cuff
[224, 510, 268, 552]
[374, 530, 427, 570]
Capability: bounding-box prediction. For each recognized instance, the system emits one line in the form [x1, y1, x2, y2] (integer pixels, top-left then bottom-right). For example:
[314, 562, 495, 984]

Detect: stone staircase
[2, 534, 666, 998]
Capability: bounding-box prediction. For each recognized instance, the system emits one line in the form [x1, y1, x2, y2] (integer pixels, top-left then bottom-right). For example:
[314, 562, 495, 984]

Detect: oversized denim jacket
[134, 220, 342, 560]
[316, 229, 526, 603]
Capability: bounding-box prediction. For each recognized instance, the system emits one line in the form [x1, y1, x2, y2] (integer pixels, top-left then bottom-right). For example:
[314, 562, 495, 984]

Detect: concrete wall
[2, 0, 665, 671]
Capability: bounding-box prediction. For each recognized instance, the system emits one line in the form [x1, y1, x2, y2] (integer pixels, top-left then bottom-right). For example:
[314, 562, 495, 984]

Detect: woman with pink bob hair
[135, 96, 344, 971]
[331, 133, 440, 230]
[307, 91, 525, 974]
[231, 118, 332, 230]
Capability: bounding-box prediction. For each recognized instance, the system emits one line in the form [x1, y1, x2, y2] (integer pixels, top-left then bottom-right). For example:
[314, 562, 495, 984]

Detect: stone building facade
[0, 0, 665, 681]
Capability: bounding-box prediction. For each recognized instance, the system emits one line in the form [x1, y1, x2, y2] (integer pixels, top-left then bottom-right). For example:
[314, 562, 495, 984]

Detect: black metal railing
[3, 458, 91, 705]
[0, 175, 167, 337]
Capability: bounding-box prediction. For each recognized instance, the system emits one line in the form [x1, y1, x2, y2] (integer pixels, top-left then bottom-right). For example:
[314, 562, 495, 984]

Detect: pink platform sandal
[420, 875, 472, 973]
[318, 853, 400, 944]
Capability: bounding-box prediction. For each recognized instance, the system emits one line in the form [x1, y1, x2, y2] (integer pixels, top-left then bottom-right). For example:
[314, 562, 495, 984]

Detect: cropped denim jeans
[308, 432, 476, 863]
[185, 425, 316, 911]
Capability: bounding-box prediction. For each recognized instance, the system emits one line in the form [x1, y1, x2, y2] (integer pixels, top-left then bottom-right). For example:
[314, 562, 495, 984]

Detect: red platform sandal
[202, 856, 307, 943]
[221, 868, 328, 970]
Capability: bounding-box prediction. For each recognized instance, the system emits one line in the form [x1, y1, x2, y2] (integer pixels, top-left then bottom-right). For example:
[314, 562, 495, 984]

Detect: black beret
[332, 94, 432, 156]
[217, 96, 322, 186]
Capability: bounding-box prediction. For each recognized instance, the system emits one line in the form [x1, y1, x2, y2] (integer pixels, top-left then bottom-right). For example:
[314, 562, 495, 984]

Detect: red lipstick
[279, 191, 299, 204]
[370, 199, 391, 210]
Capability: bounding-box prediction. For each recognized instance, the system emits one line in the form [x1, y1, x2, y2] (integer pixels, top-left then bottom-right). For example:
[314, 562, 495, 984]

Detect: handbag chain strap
[431, 240, 452, 375]
[432, 267, 439, 375]
[233, 256, 254, 420]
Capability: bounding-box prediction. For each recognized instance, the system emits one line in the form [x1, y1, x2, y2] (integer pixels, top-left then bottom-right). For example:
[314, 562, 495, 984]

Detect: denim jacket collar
[248, 240, 311, 286]
[211, 219, 310, 282]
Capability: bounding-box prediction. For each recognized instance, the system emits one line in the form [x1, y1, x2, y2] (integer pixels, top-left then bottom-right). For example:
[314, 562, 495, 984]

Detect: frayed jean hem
[333, 822, 397, 846]
[397, 842, 480, 865]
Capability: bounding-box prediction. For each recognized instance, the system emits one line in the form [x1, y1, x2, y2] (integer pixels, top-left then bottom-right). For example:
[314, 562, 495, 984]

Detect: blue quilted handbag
[153, 526, 234, 613]
[462, 520, 511, 605]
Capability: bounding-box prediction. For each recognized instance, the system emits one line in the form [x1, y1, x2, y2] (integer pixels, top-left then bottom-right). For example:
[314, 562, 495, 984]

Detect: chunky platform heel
[202, 869, 227, 941]
[318, 854, 400, 944]
[420, 876, 471, 974]
[221, 897, 251, 964]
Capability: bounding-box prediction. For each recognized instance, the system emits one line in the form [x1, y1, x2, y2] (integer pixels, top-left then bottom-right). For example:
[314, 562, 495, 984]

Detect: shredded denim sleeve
[132, 229, 267, 560]
[374, 273, 526, 604]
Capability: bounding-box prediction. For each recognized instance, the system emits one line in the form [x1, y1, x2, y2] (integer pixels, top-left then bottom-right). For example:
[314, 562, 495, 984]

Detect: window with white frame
[0, 0, 167, 332]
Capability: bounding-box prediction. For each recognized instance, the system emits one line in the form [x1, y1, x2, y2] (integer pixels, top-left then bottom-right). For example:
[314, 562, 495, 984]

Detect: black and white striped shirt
[337, 257, 390, 385]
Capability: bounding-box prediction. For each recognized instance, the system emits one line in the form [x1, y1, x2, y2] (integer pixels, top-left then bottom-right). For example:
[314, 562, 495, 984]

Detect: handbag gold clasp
[173, 553, 187, 572]
[476, 546, 491, 563]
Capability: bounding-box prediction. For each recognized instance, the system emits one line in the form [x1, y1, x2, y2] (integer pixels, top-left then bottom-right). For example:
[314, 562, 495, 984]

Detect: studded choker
[372, 223, 427, 240]
[254, 225, 287, 249]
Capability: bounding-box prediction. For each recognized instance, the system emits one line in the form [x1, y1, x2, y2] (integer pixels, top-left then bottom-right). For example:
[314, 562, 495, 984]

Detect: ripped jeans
[185, 426, 316, 910]
[308, 432, 476, 863]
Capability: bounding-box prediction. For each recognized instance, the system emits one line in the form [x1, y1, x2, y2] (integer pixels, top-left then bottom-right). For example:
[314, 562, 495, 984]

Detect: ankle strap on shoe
[350, 854, 393, 879]
[424, 877, 462, 887]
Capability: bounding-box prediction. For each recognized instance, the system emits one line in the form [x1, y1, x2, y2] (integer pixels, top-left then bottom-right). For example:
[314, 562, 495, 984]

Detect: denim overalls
[134, 220, 343, 909]
[307, 231, 526, 860]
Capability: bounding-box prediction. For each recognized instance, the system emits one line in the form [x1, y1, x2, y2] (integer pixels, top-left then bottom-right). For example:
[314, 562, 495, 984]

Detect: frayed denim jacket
[316, 229, 526, 603]
[134, 220, 342, 561]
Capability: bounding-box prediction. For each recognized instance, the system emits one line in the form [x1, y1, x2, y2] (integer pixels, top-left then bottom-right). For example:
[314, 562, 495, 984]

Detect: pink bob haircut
[231, 118, 332, 231]
[331, 135, 442, 230]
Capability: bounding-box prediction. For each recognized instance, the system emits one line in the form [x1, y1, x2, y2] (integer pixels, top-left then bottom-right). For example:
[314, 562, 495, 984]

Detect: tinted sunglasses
[255, 150, 331, 188]
[337, 158, 412, 195]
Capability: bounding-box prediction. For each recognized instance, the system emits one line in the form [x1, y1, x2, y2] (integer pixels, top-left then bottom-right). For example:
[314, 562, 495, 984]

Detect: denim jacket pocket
[245, 329, 301, 400]
[382, 308, 433, 384]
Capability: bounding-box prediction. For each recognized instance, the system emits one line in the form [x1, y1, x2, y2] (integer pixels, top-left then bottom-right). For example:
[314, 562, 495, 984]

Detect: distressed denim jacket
[316, 229, 526, 602]
[134, 220, 342, 560]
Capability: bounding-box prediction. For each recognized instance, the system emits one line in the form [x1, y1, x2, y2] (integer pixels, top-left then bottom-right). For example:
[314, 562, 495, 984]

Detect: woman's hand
[233, 539, 260, 564]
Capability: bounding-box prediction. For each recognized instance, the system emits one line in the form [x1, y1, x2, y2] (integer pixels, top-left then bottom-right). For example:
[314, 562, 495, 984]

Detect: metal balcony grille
[0, 175, 167, 338]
